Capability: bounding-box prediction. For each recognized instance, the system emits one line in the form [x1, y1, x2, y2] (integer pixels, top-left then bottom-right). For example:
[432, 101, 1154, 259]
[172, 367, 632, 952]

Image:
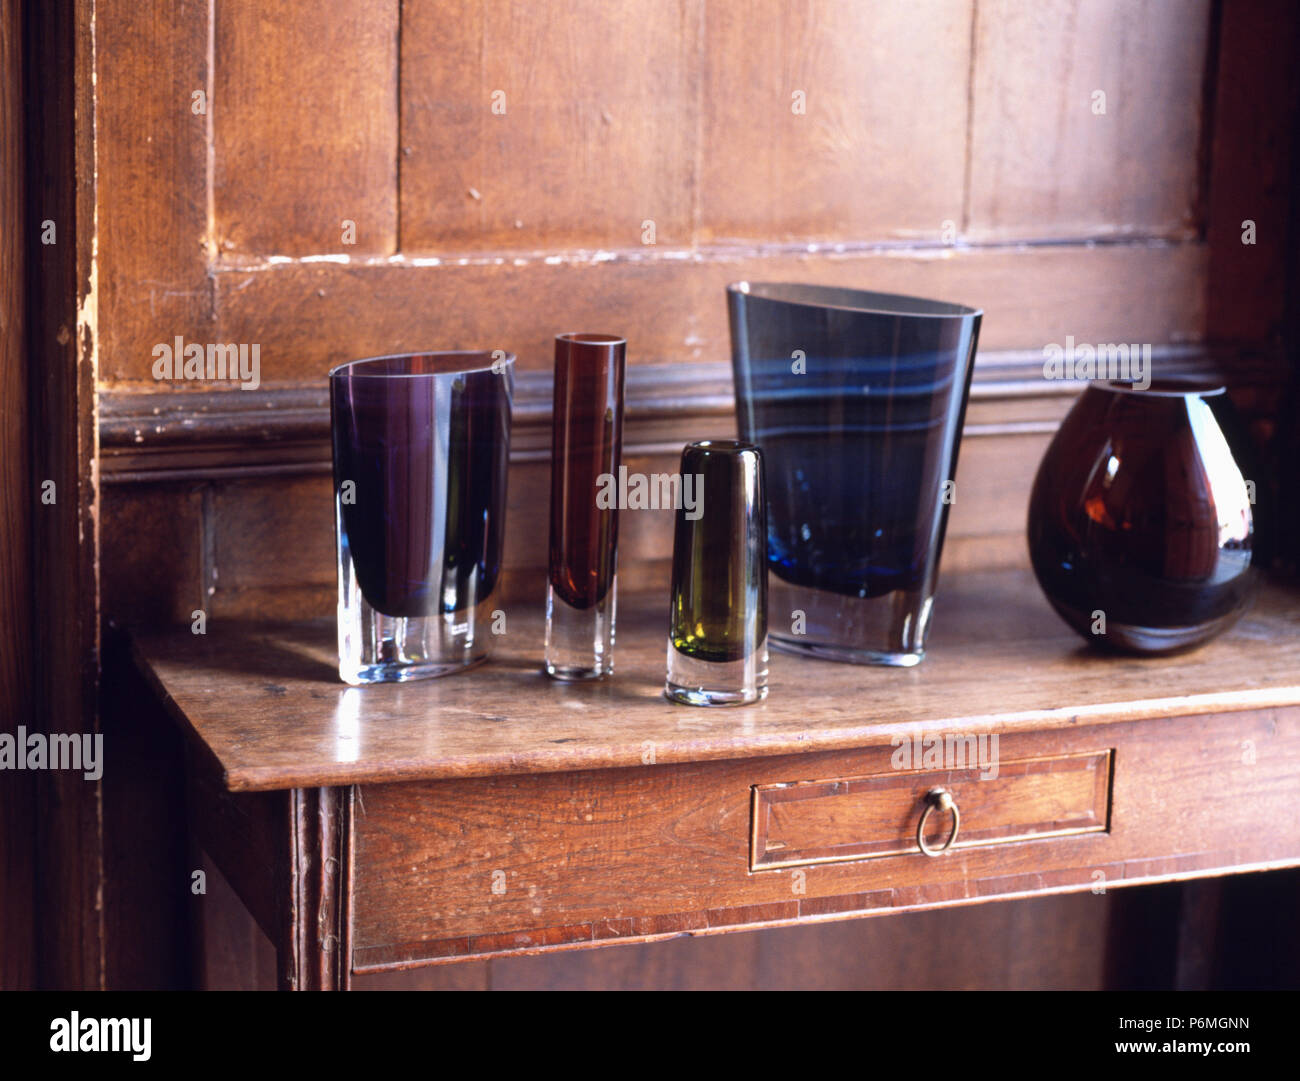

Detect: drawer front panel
[752, 751, 1111, 869]
[349, 709, 1300, 971]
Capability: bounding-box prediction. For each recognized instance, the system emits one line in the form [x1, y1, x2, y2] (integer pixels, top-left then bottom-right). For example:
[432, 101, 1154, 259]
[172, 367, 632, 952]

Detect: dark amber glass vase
[1027, 380, 1255, 654]
[545, 333, 626, 680]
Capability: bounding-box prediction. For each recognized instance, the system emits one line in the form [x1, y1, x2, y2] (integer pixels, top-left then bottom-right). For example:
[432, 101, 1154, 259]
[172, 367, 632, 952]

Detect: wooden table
[133, 568, 1300, 990]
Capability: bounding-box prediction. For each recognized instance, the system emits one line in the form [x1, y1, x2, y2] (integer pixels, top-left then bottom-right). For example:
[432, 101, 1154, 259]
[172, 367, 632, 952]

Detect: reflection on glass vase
[728, 282, 982, 666]
[544, 333, 626, 681]
[330, 351, 514, 684]
[1027, 379, 1256, 654]
[665, 440, 768, 706]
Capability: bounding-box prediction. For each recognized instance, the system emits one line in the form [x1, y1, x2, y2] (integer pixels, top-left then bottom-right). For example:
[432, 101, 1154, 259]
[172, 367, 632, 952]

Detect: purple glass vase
[330, 351, 514, 683]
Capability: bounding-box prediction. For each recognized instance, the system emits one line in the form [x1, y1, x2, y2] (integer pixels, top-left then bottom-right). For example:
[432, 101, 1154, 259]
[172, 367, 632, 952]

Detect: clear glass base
[766, 575, 932, 666]
[1044, 595, 1252, 655]
[664, 640, 768, 707]
[544, 581, 616, 681]
[336, 523, 491, 685]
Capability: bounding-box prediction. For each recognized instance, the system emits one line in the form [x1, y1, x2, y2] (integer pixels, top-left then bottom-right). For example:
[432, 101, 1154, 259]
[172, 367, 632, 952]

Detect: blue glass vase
[727, 283, 981, 665]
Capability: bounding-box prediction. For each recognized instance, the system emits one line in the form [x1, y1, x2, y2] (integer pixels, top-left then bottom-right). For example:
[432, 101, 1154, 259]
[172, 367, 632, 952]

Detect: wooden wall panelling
[398, 0, 698, 252]
[966, 0, 1210, 241]
[90, 0, 1222, 386]
[99, 342, 1267, 624]
[94, 410, 1033, 624]
[1, 0, 34, 992]
[1200, 0, 1300, 566]
[209, 474, 334, 621]
[1204, 0, 1300, 346]
[96, 0, 212, 395]
[699, 0, 972, 244]
[213, 0, 399, 258]
[25, 0, 102, 990]
[187, 242, 1208, 385]
[942, 427, 1052, 573]
[100, 484, 206, 626]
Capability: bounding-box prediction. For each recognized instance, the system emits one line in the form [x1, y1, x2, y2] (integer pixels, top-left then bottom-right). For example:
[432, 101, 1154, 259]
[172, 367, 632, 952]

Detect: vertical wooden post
[277, 787, 350, 990]
[24, 0, 103, 989]
[0, 0, 35, 992]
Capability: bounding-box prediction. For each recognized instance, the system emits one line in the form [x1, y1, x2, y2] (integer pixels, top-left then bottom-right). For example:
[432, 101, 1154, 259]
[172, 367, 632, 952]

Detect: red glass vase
[1027, 380, 1256, 654]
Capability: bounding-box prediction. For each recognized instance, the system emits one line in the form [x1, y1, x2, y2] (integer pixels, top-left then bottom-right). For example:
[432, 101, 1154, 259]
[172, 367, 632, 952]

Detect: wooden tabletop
[132, 568, 1300, 792]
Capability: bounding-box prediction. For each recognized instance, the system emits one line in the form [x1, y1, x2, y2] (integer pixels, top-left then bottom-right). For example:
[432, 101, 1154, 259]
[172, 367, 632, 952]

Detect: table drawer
[751, 751, 1111, 870]
[348, 709, 1300, 972]
[350, 740, 1123, 970]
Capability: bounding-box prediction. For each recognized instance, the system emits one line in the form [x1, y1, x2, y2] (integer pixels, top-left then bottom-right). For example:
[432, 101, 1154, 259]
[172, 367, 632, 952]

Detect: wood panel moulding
[99, 241, 1210, 385]
[96, 343, 1279, 623]
[750, 750, 1112, 870]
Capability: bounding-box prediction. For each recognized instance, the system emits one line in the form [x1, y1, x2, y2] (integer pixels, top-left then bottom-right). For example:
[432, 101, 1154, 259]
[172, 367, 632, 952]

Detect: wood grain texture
[210, 475, 333, 618]
[85, 240, 1218, 391]
[96, 0, 212, 384]
[347, 707, 1300, 967]
[89, 0, 1229, 388]
[967, 0, 1210, 240]
[213, 0, 399, 257]
[132, 568, 1300, 792]
[99, 241, 1208, 388]
[278, 787, 349, 990]
[398, 0, 697, 252]
[100, 484, 206, 626]
[700, 0, 970, 244]
[1, 0, 33, 991]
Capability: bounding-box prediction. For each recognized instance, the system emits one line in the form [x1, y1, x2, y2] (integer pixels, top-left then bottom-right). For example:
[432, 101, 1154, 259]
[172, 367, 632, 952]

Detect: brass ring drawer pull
[917, 786, 960, 857]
